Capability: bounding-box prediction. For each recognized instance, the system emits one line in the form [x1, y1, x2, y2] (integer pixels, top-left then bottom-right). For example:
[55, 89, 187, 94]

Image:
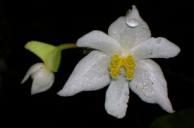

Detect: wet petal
[130, 59, 174, 113]
[77, 30, 121, 55]
[58, 51, 110, 96]
[131, 37, 180, 60]
[105, 76, 129, 118]
[108, 5, 151, 50]
[31, 66, 54, 94]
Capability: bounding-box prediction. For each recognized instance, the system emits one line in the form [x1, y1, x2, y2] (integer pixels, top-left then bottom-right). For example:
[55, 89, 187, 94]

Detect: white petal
[108, 5, 151, 50]
[131, 37, 181, 60]
[77, 30, 121, 55]
[21, 63, 44, 84]
[129, 59, 174, 113]
[105, 76, 129, 119]
[31, 65, 54, 94]
[58, 51, 110, 96]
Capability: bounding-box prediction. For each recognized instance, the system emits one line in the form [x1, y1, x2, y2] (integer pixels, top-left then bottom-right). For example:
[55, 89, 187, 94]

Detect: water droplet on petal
[126, 19, 138, 27]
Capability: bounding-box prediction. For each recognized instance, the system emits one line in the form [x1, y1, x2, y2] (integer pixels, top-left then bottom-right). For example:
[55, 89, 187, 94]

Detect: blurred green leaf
[150, 108, 194, 128]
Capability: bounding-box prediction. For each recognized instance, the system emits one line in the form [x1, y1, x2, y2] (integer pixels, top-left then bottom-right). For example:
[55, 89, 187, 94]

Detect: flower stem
[57, 43, 77, 50]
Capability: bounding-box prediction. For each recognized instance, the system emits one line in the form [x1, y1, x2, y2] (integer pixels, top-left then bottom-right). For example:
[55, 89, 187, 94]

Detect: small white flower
[21, 41, 75, 95]
[58, 6, 180, 118]
[21, 63, 54, 95]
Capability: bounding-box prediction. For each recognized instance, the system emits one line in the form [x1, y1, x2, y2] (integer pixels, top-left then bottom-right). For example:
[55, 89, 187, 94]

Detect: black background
[1, 0, 194, 127]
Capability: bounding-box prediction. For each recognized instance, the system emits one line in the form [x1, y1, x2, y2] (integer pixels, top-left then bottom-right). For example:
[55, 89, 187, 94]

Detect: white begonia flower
[58, 5, 180, 118]
[21, 63, 54, 95]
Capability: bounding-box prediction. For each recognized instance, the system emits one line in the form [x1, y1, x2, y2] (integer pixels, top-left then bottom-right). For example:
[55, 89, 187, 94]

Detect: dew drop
[126, 19, 138, 27]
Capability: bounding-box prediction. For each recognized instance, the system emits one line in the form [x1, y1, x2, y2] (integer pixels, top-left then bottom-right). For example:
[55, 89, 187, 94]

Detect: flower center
[108, 54, 136, 80]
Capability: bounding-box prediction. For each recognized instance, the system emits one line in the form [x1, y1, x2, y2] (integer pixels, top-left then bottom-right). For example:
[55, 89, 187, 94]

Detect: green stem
[57, 43, 77, 50]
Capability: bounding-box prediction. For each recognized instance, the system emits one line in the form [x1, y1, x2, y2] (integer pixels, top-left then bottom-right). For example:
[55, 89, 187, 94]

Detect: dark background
[1, 0, 194, 127]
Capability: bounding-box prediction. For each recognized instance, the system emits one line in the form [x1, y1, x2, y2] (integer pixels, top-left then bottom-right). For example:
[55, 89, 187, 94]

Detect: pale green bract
[25, 41, 76, 72]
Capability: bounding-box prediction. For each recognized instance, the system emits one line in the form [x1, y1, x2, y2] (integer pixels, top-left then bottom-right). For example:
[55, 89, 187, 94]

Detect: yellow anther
[108, 54, 136, 80]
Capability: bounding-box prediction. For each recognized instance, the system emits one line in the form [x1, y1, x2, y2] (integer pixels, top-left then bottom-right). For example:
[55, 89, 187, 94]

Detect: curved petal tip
[57, 86, 77, 97]
[21, 63, 44, 84]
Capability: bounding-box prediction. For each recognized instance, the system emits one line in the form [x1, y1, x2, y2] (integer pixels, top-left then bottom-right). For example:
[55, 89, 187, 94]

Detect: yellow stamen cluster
[108, 54, 136, 80]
